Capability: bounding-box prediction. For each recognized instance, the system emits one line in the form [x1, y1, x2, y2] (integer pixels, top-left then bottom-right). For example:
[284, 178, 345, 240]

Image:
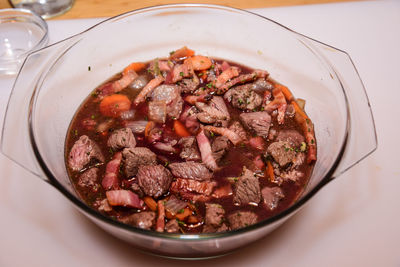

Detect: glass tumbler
[9, 0, 74, 19]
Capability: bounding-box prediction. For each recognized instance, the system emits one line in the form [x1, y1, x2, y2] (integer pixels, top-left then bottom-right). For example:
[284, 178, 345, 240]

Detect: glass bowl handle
[304, 36, 378, 178]
[1, 37, 79, 182]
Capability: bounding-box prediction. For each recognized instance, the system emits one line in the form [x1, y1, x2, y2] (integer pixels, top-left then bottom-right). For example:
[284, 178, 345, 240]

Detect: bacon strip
[196, 129, 218, 171]
[97, 71, 138, 98]
[216, 70, 269, 94]
[203, 125, 242, 146]
[264, 88, 287, 124]
[101, 152, 122, 190]
[106, 190, 142, 208]
[171, 178, 216, 195]
[214, 66, 240, 88]
[133, 75, 164, 105]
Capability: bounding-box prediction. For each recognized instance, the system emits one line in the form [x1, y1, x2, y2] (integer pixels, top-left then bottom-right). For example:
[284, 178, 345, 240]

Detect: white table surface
[0, 1, 399, 266]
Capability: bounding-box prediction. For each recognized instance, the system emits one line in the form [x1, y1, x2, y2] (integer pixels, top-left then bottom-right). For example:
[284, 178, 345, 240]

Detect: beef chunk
[261, 187, 285, 210]
[122, 147, 157, 177]
[178, 136, 201, 161]
[228, 211, 258, 230]
[107, 128, 136, 150]
[170, 178, 216, 196]
[168, 162, 212, 180]
[196, 96, 230, 125]
[239, 111, 271, 137]
[151, 84, 183, 119]
[267, 141, 296, 167]
[148, 100, 167, 123]
[68, 135, 104, 171]
[276, 130, 305, 147]
[119, 211, 156, 230]
[211, 136, 230, 162]
[180, 77, 199, 93]
[165, 219, 180, 233]
[205, 203, 225, 227]
[251, 78, 274, 91]
[77, 167, 99, 190]
[224, 84, 262, 110]
[233, 167, 261, 205]
[137, 165, 172, 198]
[228, 121, 248, 140]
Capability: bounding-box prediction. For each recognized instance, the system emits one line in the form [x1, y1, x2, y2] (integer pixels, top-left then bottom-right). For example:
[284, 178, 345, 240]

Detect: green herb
[179, 71, 184, 77]
[306, 119, 310, 124]
[210, 132, 215, 137]
[260, 106, 265, 111]
[169, 50, 175, 55]
[164, 161, 169, 167]
[210, 64, 215, 70]
[240, 143, 246, 148]
[177, 219, 185, 226]
[311, 139, 315, 144]
[109, 147, 114, 154]
[206, 82, 213, 89]
[198, 72, 203, 76]
[91, 115, 95, 119]
[91, 91, 98, 97]
[74, 129, 78, 136]
[88, 66, 91, 71]
[238, 98, 244, 104]
[86, 152, 90, 156]
[177, 208, 185, 214]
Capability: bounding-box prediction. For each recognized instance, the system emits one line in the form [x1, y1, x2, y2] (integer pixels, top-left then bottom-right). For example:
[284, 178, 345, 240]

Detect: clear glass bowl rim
[27, 3, 359, 241]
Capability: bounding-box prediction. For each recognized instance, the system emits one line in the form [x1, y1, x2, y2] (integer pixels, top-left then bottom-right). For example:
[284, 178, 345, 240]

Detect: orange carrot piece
[170, 46, 195, 60]
[184, 55, 212, 71]
[165, 210, 174, 219]
[123, 62, 146, 76]
[173, 120, 191, 137]
[275, 83, 294, 102]
[175, 207, 192, 221]
[198, 70, 208, 81]
[266, 160, 275, 182]
[187, 215, 200, 224]
[143, 196, 157, 211]
[292, 100, 308, 121]
[144, 121, 155, 138]
[99, 94, 131, 118]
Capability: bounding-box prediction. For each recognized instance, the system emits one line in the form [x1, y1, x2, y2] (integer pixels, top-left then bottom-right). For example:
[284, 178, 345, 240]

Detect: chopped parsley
[91, 115, 95, 119]
[179, 71, 184, 77]
[177, 209, 185, 214]
[206, 82, 213, 89]
[169, 50, 175, 55]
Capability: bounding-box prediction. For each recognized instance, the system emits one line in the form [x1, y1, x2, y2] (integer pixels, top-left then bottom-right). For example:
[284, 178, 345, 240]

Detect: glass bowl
[0, 4, 377, 259]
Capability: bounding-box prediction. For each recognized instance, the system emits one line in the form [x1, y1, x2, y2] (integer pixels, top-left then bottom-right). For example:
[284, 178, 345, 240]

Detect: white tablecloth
[1, 1, 399, 266]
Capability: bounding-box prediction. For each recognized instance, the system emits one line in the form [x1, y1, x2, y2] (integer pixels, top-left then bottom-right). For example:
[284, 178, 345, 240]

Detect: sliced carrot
[184, 55, 212, 71]
[144, 121, 155, 138]
[266, 160, 275, 182]
[99, 94, 131, 118]
[165, 210, 174, 219]
[143, 196, 157, 211]
[275, 83, 294, 102]
[187, 215, 200, 224]
[123, 62, 146, 76]
[173, 120, 191, 137]
[169, 46, 195, 60]
[175, 207, 192, 221]
[292, 100, 308, 122]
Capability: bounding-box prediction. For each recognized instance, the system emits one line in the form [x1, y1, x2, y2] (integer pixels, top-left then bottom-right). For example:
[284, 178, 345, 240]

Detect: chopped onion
[125, 120, 148, 134]
[97, 119, 113, 133]
[119, 109, 136, 120]
[296, 98, 306, 110]
[164, 196, 187, 215]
